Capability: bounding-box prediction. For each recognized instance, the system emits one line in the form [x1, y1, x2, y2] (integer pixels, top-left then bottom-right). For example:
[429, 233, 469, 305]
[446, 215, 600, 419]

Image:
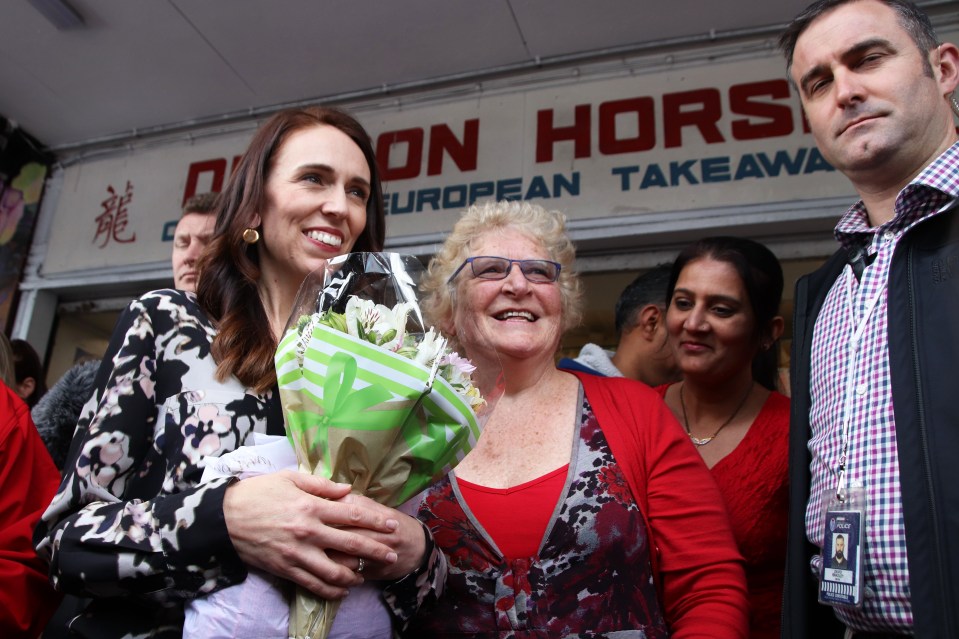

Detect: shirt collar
[834, 141, 959, 248]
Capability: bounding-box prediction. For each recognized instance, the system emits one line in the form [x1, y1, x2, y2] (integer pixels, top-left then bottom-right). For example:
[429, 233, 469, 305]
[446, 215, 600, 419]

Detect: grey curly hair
[420, 200, 583, 350]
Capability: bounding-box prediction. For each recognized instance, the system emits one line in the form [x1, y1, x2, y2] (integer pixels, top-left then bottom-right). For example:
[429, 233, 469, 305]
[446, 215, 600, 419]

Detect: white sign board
[42, 27, 959, 275]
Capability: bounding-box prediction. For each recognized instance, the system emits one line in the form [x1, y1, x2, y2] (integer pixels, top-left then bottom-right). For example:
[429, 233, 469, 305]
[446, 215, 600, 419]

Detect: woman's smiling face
[450, 230, 564, 365]
[666, 256, 760, 383]
[255, 123, 370, 289]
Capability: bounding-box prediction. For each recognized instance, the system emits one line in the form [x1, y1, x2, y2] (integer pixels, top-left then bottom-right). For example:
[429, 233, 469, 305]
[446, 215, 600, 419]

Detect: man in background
[172, 192, 217, 292]
[559, 264, 680, 387]
[780, 1, 959, 636]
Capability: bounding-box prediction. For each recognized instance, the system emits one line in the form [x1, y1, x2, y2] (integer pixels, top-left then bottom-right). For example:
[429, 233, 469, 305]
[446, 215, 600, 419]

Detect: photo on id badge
[818, 509, 863, 607]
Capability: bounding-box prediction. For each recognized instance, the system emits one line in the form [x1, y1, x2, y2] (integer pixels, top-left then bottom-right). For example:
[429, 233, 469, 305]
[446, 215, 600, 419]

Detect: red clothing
[0, 382, 62, 638]
[457, 464, 569, 559]
[572, 372, 748, 638]
[655, 384, 789, 639]
[412, 394, 668, 637]
[407, 373, 746, 638]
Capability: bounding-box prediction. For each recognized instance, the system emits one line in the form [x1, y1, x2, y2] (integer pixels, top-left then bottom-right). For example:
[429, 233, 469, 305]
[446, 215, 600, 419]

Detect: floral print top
[402, 391, 667, 638]
[33, 289, 285, 638]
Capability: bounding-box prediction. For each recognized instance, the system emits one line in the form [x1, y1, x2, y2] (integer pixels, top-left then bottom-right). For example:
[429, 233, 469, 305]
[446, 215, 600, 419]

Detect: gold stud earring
[242, 228, 260, 244]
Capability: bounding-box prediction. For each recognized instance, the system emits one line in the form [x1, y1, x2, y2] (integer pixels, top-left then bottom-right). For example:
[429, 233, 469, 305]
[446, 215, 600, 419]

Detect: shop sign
[42, 27, 959, 274]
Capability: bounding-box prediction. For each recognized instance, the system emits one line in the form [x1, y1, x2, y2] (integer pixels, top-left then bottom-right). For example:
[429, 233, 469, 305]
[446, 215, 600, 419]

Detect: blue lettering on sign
[670, 160, 699, 186]
[758, 149, 807, 176]
[612, 146, 834, 191]
[701, 156, 731, 183]
[161, 220, 177, 242]
[496, 177, 523, 201]
[384, 172, 581, 214]
[378, 147, 833, 216]
[442, 185, 468, 209]
[734, 155, 765, 180]
[525, 176, 551, 199]
[641, 165, 667, 189]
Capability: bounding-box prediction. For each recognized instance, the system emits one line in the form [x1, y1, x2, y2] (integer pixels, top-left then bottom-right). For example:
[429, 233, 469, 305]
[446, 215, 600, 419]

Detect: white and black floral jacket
[34, 289, 283, 637]
[35, 289, 443, 638]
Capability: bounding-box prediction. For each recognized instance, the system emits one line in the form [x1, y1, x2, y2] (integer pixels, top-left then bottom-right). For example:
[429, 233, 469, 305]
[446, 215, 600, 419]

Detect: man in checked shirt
[778, 1, 959, 638]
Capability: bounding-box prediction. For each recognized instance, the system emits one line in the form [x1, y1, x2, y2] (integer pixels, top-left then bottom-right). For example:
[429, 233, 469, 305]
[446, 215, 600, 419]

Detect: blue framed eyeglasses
[447, 256, 562, 284]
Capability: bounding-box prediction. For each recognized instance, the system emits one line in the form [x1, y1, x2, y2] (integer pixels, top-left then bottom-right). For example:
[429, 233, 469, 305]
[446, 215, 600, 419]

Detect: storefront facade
[14, 23, 959, 384]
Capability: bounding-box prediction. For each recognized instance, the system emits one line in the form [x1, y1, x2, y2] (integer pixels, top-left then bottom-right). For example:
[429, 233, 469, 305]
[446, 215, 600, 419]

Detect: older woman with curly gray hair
[392, 200, 749, 638]
[419, 199, 582, 390]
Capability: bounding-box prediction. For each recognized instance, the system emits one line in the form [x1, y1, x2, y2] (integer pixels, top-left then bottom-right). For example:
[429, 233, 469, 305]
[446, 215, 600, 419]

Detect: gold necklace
[680, 382, 754, 446]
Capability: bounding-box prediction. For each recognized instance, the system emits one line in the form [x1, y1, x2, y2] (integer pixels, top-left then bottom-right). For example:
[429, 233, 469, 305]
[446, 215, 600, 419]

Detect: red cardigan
[0, 382, 62, 638]
[572, 370, 748, 639]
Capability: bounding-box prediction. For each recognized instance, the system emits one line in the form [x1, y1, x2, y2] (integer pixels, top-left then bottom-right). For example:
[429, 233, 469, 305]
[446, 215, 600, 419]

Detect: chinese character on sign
[94, 181, 137, 248]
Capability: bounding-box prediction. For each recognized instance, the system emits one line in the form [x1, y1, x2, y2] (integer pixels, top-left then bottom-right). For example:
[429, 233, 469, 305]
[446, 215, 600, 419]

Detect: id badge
[818, 486, 866, 608]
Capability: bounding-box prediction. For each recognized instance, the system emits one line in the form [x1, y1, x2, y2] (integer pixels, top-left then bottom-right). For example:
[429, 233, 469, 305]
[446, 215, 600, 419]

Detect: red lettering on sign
[730, 80, 794, 140]
[598, 97, 656, 154]
[534, 79, 805, 159]
[536, 105, 591, 163]
[181, 156, 239, 204]
[662, 88, 724, 148]
[377, 128, 424, 181]
[95, 181, 137, 248]
[184, 79, 816, 191]
[427, 119, 479, 176]
[183, 159, 226, 205]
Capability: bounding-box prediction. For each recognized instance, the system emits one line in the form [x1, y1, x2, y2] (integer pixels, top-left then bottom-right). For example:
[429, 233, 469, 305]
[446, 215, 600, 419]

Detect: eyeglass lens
[469, 257, 559, 282]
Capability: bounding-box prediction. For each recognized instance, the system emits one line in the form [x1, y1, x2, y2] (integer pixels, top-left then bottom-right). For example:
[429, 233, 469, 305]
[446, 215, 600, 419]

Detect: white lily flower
[343, 296, 376, 340]
[413, 328, 446, 366]
[371, 301, 414, 350]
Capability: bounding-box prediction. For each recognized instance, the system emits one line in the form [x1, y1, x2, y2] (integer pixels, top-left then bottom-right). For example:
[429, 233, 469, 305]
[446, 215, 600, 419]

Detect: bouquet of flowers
[274, 252, 488, 639]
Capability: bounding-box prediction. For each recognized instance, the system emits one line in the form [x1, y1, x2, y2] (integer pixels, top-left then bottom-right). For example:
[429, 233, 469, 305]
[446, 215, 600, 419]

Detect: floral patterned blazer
[34, 289, 283, 638]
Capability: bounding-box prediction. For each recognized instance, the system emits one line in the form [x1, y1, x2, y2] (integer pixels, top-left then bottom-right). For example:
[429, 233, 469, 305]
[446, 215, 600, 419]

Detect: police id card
[818, 508, 864, 607]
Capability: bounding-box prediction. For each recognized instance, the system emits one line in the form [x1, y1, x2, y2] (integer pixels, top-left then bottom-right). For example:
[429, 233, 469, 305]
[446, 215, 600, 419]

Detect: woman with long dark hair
[656, 236, 788, 639]
[35, 107, 429, 638]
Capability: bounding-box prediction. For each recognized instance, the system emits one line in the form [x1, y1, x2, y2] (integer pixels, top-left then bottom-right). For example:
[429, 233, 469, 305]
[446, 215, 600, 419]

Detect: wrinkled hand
[223, 470, 401, 599]
[326, 493, 427, 581]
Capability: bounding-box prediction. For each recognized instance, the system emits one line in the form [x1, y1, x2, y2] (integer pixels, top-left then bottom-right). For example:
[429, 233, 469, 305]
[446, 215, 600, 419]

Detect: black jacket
[784, 200, 959, 638]
[31, 359, 100, 468]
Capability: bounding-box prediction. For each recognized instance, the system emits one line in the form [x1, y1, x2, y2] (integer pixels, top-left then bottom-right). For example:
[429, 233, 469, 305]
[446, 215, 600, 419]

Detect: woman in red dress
[656, 236, 788, 639]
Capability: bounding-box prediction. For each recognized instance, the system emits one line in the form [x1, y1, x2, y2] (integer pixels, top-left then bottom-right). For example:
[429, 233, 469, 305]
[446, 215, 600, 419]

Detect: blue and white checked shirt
[806, 141, 959, 633]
